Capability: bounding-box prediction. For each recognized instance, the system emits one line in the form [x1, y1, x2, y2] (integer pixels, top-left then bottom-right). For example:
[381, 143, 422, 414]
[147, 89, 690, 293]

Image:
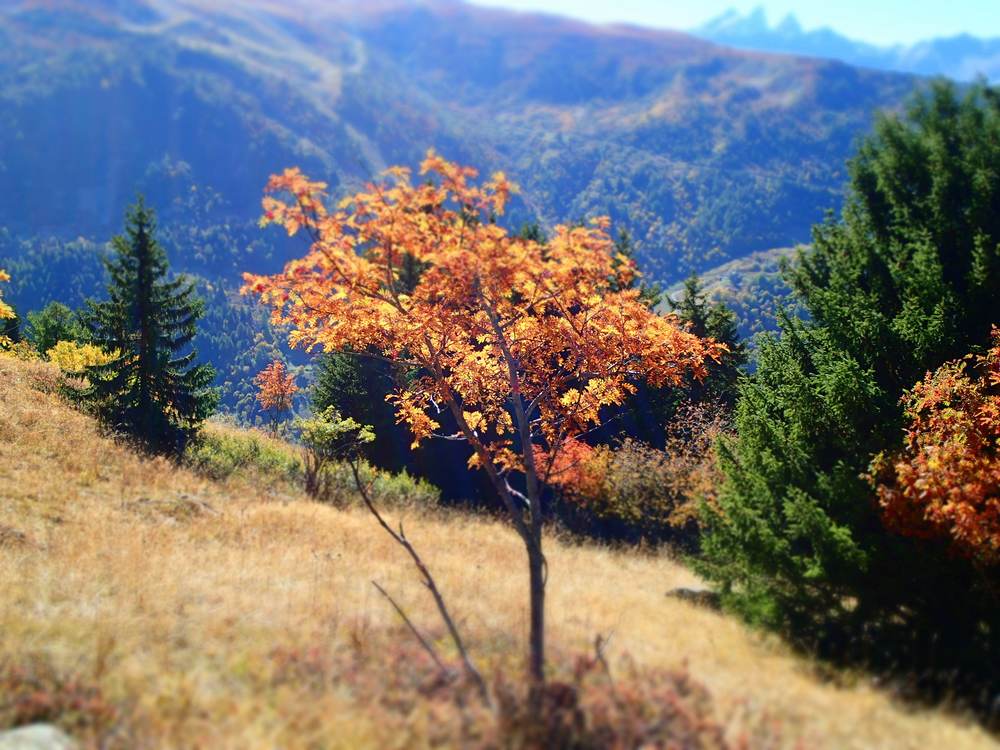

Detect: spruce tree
[668, 274, 746, 409]
[698, 81, 1000, 710]
[83, 198, 217, 452]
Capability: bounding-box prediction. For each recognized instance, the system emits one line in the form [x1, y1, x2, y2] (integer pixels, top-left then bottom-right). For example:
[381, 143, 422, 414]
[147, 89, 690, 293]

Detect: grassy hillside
[1, 356, 995, 748]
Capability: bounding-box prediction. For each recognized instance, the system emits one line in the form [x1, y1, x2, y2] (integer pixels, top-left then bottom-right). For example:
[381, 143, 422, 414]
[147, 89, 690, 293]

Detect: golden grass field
[0, 355, 997, 749]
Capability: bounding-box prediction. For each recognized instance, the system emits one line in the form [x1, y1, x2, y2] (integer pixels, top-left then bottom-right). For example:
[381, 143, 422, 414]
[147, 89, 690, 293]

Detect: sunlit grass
[0, 356, 993, 748]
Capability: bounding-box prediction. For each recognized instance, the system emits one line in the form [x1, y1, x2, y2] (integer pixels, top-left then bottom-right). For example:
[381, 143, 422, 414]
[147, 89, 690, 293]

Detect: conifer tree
[698, 82, 1000, 709]
[83, 198, 217, 452]
[668, 274, 746, 409]
[27, 301, 88, 354]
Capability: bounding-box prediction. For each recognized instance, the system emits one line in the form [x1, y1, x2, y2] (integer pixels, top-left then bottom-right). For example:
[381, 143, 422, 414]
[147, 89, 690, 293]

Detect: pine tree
[611, 229, 662, 305]
[668, 274, 746, 409]
[83, 198, 217, 452]
[698, 81, 1000, 710]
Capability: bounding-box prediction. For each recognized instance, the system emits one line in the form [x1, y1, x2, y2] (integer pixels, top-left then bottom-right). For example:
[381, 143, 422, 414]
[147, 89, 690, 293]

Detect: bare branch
[348, 460, 491, 706]
[372, 580, 451, 678]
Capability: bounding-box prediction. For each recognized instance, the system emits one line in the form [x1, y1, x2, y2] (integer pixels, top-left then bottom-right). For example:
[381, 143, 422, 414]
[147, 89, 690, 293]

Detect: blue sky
[468, 1, 1000, 46]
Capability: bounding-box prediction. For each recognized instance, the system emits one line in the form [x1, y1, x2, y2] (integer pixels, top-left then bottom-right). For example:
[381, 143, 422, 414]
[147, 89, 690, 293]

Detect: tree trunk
[527, 533, 546, 697]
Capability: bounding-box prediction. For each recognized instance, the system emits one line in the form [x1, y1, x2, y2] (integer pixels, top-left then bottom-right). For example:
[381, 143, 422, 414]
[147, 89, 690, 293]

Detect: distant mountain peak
[694, 6, 999, 81]
[698, 7, 809, 41]
[775, 13, 802, 37]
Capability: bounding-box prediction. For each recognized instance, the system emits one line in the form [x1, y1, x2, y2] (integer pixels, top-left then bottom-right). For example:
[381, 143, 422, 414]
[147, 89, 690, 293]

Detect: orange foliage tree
[254, 359, 298, 434]
[871, 329, 1000, 567]
[243, 152, 719, 694]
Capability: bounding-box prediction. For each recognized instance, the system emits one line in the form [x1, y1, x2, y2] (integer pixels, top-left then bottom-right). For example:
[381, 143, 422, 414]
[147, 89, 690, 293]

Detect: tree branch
[348, 460, 491, 706]
[372, 580, 451, 678]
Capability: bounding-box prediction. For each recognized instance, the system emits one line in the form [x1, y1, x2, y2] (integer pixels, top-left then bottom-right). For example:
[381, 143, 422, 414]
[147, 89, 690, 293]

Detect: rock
[0, 725, 77, 750]
[666, 587, 722, 611]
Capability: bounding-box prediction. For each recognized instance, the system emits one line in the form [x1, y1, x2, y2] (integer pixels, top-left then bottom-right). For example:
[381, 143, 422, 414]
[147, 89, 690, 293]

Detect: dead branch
[348, 460, 492, 706]
[372, 580, 451, 677]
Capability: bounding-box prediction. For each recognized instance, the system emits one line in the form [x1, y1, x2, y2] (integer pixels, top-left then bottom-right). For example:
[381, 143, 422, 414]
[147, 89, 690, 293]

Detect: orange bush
[549, 402, 730, 545]
[871, 328, 1000, 567]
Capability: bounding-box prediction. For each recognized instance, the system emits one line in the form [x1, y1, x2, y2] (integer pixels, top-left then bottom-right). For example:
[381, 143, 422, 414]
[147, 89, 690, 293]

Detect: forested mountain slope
[0, 0, 919, 413]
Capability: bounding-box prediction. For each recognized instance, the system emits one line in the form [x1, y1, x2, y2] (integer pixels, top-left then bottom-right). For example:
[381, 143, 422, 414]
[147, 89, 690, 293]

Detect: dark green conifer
[698, 82, 1000, 710]
[668, 274, 746, 409]
[83, 198, 217, 452]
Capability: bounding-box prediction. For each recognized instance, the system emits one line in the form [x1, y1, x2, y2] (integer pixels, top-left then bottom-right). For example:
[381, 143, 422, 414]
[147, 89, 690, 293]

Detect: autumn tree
[871, 329, 1000, 567]
[244, 153, 717, 703]
[254, 359, 298, 434]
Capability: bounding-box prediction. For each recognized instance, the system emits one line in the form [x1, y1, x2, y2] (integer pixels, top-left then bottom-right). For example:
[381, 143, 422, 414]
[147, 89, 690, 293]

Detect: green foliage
[183, 425, 303, 487]
[698, 81, 1000, 714]
[668, 274, 747, 408]
[26, 301, 88, 354]
[320, 461, 441, 510]
[81, 198, 218, 453]
[312, 350, 414, 468]
[610, 229, 662, 305]
[296, 406, 374, 499]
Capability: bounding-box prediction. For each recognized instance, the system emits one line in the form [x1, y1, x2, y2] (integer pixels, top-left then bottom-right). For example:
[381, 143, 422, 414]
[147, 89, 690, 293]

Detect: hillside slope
[0, 356, 995, 748]
[0, 0, 922, 415]
[0, 0, 917, 276]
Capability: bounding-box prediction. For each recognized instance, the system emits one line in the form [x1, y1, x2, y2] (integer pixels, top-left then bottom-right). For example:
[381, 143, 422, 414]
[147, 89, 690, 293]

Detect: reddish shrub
[0, 657, 117, 735]
[871, 328, 1000, 567]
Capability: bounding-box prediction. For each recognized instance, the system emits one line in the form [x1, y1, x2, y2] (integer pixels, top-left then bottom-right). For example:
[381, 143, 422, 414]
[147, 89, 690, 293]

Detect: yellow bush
[0, 269, 13, 322]
[0, 340, 39, 361]
[45, 341, 116, 373]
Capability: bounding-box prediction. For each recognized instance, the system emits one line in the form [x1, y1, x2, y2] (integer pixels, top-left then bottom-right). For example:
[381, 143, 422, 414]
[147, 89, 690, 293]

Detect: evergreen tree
[611, 229, 662, 305]
[517, 221, 548, 244]
[312, 349, 417, 472]
[27, 301, 88, 355]
[668, 274, 746, 409]
[616, 269, 745, 443]
[698, 81, 1000, 710]
[83, 198, 217, 452]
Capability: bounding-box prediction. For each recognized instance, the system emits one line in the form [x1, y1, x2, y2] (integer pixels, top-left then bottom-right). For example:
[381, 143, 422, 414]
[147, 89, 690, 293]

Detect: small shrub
[0, 656, 117, 736]
[553, 402, 730, 548]
[45, 340, 116, 373]
[183, 423, 302, 488]
[0, 339, 39, 361]
[322, 460, 440, 510]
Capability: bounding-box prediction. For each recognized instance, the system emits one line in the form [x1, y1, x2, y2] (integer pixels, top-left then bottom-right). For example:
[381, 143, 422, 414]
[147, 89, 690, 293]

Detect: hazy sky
[468, 1, 1000, 46]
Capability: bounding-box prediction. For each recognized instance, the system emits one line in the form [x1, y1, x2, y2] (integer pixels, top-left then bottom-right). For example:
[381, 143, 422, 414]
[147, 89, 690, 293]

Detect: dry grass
[0, 356, 995, 749]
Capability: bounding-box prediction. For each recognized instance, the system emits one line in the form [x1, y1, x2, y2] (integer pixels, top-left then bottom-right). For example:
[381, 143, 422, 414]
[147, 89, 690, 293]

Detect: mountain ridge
[695, 6, 1000, 81]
